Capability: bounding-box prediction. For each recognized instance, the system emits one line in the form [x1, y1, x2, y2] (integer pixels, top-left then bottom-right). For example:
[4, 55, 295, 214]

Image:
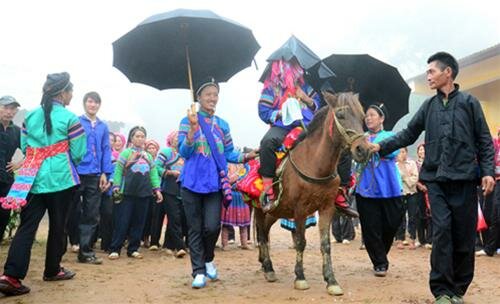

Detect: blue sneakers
[191, 274, 207, 289]
[205, 262, 218, 280]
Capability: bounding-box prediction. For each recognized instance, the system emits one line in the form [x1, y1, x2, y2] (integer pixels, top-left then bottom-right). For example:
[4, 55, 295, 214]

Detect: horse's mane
[328, 92, 365, 121]
[303, 92, 364, 139]
[304, 106, 329, 137]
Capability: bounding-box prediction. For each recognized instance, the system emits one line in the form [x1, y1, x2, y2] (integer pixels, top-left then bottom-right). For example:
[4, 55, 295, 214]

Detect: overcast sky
[1, 0, 499, 147]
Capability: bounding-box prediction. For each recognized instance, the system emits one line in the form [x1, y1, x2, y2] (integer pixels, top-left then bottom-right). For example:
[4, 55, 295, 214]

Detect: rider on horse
[258, 59, 357, 217]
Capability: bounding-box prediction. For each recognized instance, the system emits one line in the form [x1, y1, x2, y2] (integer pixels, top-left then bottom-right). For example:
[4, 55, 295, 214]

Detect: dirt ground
[1, 219, 499, 304]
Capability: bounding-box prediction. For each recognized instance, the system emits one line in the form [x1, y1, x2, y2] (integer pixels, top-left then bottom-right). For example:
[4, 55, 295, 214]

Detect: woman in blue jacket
[356, 104, 403, 277]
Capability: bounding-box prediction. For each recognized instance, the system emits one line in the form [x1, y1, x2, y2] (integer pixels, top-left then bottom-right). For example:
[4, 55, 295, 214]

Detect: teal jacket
[22, 101, 86, 194]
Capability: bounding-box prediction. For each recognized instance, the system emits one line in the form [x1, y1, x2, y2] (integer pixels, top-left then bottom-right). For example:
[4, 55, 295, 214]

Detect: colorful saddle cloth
[237, 127, 303, 208]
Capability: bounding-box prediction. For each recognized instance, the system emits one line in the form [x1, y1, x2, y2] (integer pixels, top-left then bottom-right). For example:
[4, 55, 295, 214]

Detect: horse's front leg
[255, 208, 278, 282]
[293, 217, 309, 290]
[318, 204, 344, 296]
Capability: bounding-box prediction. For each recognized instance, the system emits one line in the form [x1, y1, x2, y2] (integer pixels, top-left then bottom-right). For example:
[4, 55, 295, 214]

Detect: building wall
[468, 79, 500, 134]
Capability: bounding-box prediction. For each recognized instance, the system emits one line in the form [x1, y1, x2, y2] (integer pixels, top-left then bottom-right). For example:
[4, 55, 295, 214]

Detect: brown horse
[254, 92, 371, 296]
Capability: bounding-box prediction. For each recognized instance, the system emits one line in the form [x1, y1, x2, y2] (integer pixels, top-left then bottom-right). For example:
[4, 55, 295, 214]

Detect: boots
[261, 177, 278, 213]
[335, 188, 359, 218]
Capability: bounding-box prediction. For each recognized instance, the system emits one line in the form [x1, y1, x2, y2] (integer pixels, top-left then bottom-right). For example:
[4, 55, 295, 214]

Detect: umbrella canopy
[259, 35, 335, 87]
[113, 9, 260, 96]
[322, 54, 410, 130]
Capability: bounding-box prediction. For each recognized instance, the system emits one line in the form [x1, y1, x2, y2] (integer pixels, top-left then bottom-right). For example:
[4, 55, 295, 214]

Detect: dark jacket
[0, 122, 21, 187]
[379, 84, 494, 182]
[338, 151, 353, 187]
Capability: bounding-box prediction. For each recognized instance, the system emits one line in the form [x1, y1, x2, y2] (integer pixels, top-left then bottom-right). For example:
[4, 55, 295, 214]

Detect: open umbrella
[113, 9, 260, 100]
[321, 54, 410, 130]
[258, 35, 335, 88]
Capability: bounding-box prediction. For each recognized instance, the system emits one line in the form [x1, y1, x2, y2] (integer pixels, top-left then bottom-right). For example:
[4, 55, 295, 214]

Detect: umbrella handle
[185, 44, 195, 102]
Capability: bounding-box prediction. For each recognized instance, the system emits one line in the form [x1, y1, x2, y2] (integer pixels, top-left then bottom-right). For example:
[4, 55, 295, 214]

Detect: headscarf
[112, 132, 126, 160]
[263, 59, 305, 109]
[41, 72, 73, 134]
[145, 139, 160, 157]
[166, 130, 179, 148]
[43, 72, 72, 97]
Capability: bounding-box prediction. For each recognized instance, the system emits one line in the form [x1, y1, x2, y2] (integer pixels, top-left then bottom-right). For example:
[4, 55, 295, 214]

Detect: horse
[254, 91, 371, 296]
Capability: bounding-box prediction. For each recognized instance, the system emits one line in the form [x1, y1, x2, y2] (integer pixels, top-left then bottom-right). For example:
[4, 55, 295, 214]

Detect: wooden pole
[185, 45, 195, 103]
[181, 22, 195, 103]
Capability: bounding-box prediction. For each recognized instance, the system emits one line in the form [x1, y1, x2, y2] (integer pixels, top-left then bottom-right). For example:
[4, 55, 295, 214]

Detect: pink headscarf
[145, 139, 160, 158]
[112, 132, 126, 160]
[263, 59, 304, 92]
[263, 59, 305, 108]
[166, 130, 179, 148]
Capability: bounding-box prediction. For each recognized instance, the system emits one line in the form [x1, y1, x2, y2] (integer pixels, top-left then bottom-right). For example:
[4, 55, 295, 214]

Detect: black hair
[127, 126, 147, 146]
[427, 52, 459, 80]
[368, 104, 388, 119]
[196, 76, 219, 97]
[41, 72, 73, 135]
[83, 91, 101, 104]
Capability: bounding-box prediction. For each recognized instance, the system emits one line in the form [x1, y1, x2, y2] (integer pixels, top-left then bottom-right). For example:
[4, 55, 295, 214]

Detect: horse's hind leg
[318, 205, 344, 296]
[255, 208, 278, 282]
[293, 218, 309, 290]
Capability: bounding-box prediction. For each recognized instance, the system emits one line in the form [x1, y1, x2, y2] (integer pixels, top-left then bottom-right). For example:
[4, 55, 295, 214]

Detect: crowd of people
[0, 52, 498, 304]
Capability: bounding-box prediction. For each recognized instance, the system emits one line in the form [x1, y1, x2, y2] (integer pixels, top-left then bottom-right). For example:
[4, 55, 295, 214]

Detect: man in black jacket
[370, 52, 495, 304]
[0, 96, 21, 244]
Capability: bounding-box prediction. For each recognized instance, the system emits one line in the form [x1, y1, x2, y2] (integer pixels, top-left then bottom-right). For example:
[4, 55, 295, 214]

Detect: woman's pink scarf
[112, 132, 126, 160]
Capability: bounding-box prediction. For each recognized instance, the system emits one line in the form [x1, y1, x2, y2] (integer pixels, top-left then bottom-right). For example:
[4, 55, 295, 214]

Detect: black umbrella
[113, 9, 260, 100]
[321, 54, 410, 130]
[258, 35, 335, 88]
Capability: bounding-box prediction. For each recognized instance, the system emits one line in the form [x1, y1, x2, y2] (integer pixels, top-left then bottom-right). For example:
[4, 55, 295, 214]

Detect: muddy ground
[1, 220, 499, 304]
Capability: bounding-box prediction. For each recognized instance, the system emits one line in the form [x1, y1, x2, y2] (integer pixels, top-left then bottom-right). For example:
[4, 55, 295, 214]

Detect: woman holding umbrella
[178, 77, 257, 289]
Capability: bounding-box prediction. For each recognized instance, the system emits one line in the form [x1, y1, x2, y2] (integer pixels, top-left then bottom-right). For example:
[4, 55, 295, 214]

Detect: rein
[289, 106, 365, 185]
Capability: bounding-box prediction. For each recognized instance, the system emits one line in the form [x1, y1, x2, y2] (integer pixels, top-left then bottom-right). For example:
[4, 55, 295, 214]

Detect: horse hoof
[294, 280, 310, 290]
[264, 272, 277, 282]
[327, 284, 344, 296]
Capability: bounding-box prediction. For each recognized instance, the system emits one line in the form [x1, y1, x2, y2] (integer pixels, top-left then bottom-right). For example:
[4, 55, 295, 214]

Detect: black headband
[368, 104, 385, 118]
[196, 77, 219, 96]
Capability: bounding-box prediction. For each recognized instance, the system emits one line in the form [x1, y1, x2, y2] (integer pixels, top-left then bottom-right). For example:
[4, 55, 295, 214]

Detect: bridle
[289, 106, 365, 184]
[328, 106, 366, 149]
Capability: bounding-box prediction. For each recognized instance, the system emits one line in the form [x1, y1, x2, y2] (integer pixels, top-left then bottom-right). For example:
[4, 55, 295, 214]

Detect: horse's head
[323, 92, 371, 163]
